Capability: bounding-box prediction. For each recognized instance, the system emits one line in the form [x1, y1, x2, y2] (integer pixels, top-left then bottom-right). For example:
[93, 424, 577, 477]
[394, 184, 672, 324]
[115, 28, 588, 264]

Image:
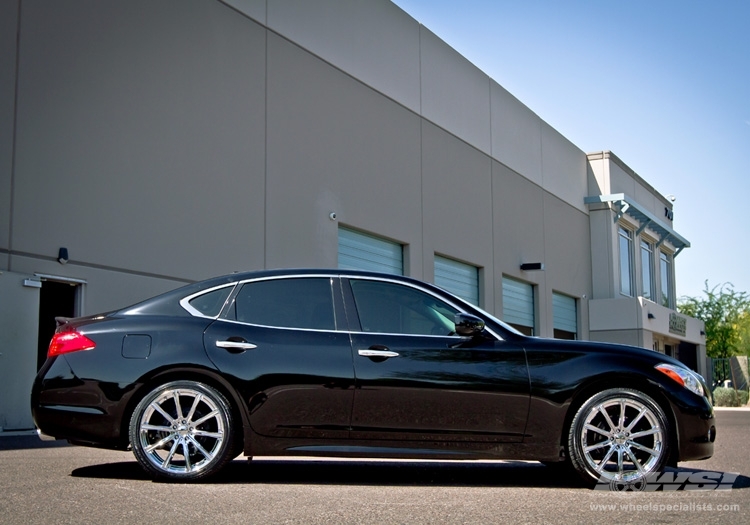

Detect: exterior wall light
[520, 263, 544, 271]
[58, 247, 69, 265]
[648, 313, 656, 320]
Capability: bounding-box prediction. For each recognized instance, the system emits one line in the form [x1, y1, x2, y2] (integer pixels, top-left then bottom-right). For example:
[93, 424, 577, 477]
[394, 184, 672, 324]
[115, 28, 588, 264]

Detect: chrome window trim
[215, 317, 477, 340]
[181, 272, 506, 341]
[211, 317, 342, 334]
[348, 329, 466, 340]
[179, 283, 237, 319]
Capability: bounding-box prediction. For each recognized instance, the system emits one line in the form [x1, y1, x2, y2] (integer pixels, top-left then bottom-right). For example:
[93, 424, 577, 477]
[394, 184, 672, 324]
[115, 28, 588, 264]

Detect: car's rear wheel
[568, 388, 670, 485]
[129, 380, 236, 481]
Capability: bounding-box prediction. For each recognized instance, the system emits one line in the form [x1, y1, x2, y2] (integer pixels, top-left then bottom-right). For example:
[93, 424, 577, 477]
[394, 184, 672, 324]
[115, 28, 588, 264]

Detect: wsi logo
[595, 471, 739, 492]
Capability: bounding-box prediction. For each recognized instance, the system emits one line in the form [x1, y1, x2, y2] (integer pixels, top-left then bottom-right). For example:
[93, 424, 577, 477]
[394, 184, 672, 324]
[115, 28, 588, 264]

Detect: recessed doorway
[36, 279, 79, 370]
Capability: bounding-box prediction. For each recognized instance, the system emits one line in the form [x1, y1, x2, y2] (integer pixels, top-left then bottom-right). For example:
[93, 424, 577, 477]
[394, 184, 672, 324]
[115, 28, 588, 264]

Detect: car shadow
[70, 458, 750, 489]
[72, 458, 580, 487]
[0, 435, 70, 450]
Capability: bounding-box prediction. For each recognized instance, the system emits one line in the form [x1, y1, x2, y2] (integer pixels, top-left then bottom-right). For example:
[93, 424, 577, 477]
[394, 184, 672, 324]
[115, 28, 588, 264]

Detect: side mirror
[454, 313, 485, 337]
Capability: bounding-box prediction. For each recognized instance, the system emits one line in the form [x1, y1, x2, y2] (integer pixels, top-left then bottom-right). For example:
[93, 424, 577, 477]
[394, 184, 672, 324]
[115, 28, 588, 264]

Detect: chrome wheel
[129, 381, 235, 480]
[569, 388, 669, 484]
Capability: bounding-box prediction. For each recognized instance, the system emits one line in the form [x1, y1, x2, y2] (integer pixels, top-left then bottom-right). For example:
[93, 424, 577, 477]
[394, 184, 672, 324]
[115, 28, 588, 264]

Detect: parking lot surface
[1, 408, 747, 524]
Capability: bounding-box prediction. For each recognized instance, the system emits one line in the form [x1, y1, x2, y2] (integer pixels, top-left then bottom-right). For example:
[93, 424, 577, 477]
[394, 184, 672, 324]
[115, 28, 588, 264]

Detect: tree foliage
[678, 282, 750, 358]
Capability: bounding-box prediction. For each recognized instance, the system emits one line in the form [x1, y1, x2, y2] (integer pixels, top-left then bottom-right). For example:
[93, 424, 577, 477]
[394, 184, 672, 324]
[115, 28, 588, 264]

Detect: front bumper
[672, 397, 716, 462]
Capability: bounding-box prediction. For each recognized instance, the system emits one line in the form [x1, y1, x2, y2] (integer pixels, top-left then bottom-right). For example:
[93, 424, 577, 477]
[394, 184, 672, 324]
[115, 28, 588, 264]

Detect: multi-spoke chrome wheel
[568, 388, 670, 484]
[129, 381, 236, 481]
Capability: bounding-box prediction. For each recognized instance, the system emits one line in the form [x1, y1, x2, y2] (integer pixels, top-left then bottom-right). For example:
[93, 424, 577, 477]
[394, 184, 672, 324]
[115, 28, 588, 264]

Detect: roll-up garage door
[434, 256, 479, 305]
[502, 276, 534, 335]
[338, 227, 403, 275]
[553, 292, 577, 339]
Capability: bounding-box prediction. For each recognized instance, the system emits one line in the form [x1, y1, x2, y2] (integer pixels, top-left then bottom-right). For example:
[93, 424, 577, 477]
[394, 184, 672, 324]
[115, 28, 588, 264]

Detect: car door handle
[358, 349, 399, 358]
[216, 340, 258, 352]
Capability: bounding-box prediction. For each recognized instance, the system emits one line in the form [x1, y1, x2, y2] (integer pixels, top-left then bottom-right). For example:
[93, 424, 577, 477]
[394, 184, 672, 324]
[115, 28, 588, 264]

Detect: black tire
[567, 388, 670, 485]
[129, 380, 237, 481]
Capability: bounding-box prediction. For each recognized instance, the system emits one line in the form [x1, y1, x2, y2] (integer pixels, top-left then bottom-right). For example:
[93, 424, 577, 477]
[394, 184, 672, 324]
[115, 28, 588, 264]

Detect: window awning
[584, 193, 690, 256]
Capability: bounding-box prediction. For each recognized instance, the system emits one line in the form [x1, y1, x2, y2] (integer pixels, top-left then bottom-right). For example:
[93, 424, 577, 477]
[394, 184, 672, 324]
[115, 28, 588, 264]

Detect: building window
[640, 240, 654, 300]
[434, 255, 479, 306]
[502, 276, 534, 336]
[660, 251, 673, 308]
[618, 226, 634, 297]
[553, 292, 577, 340]
[338, 227, 403, 275]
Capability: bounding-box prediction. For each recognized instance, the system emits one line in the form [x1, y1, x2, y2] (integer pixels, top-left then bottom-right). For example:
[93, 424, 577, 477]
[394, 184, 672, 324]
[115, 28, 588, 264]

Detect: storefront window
[640, 240, 654, 300]
[660, 251, 673, 308]
[619, 227, 634, 297]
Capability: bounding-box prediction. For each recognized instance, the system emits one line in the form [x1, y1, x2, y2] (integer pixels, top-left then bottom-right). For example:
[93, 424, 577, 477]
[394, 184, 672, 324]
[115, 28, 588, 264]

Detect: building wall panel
[0, 0, 18, 256]
[220, 0, 266, 25]
[490, 82, 543, 187]
[267, 0, 421, 113]
[265, 33, 422, 273]
[491, 161, 546, 316]
[421, 122, 494, 304]
[541, 122, 588, 213]
[10, 254, 185, 315]
[11, 0, 266, 281]
[419, 27, 491, 155]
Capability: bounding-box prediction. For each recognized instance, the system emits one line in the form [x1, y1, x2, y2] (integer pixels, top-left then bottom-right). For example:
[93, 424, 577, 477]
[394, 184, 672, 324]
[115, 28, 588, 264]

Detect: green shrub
[712, 387, 749, 407]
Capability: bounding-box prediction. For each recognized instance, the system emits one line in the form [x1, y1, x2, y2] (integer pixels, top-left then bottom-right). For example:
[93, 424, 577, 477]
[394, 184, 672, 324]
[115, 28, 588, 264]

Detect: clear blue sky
[391, 0, 750, 300]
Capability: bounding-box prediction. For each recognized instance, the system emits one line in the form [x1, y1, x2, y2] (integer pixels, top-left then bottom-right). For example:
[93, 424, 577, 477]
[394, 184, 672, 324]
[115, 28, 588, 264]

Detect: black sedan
[31, 269, 715, 484]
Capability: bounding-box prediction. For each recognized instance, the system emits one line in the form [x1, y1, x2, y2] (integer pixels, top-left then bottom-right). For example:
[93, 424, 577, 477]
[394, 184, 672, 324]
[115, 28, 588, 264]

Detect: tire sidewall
[128, 380, 235, 481]
[568, 387, 670, 485]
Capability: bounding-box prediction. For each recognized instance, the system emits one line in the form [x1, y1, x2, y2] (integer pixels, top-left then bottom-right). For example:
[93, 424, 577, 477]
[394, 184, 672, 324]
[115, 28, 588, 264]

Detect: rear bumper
[31, 357, 132, 450]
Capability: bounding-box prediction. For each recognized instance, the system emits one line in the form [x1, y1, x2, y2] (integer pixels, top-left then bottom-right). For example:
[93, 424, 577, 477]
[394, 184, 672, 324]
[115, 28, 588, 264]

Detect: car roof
[114, 268, 445, 317]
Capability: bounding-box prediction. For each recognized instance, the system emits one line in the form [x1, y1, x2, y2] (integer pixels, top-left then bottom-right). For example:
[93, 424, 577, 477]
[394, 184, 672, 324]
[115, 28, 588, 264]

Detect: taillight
[48, 331, 96, 357]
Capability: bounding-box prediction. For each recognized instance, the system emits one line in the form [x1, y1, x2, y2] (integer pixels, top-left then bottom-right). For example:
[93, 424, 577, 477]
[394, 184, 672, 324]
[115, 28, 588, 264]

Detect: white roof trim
[584, 193, 690, 256]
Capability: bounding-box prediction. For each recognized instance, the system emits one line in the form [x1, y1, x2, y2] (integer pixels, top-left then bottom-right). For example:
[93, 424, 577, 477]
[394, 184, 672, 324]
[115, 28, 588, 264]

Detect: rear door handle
[216, 340, 258, 352]
[358, 349, 399, 358]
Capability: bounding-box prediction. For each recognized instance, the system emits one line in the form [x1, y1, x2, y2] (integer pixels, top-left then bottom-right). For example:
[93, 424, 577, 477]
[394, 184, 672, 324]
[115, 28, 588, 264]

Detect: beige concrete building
[0, 0, 705, 431]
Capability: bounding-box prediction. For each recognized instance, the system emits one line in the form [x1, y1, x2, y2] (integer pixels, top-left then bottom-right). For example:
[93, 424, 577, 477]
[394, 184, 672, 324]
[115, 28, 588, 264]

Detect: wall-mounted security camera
[329, 212, 337, 221]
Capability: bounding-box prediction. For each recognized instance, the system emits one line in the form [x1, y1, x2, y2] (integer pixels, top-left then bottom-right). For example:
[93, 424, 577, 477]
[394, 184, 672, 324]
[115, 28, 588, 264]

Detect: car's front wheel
[568, 388, 670, 485]
[129, 380, 237, 481]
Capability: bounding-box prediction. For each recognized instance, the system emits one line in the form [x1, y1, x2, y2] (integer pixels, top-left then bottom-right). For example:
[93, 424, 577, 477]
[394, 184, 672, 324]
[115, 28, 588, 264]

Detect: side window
[660, 251, 674, 308]
[186, 286, 233, 317]
[349, 280, 458, 336]
[234, 278, 336, 330]
[619, 226, 634, 297]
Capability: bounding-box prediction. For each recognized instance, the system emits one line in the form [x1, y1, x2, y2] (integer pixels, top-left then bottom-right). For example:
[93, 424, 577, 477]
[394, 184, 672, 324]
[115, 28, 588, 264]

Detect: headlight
[655, 363, 706, 398]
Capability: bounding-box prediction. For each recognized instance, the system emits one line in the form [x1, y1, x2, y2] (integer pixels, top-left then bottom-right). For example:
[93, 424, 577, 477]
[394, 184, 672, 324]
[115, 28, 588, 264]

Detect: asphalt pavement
[0, 408, 747, 524]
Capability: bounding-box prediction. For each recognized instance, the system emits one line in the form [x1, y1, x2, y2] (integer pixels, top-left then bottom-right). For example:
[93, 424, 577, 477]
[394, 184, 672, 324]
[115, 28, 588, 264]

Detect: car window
[234, 278, 336, 330]
[349, 280, 458, 336]
[187, 286, 233, 317]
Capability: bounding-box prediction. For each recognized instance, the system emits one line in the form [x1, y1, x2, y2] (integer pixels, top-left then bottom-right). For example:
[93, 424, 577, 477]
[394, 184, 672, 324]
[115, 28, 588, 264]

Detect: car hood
[519, 336, 687, 369]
